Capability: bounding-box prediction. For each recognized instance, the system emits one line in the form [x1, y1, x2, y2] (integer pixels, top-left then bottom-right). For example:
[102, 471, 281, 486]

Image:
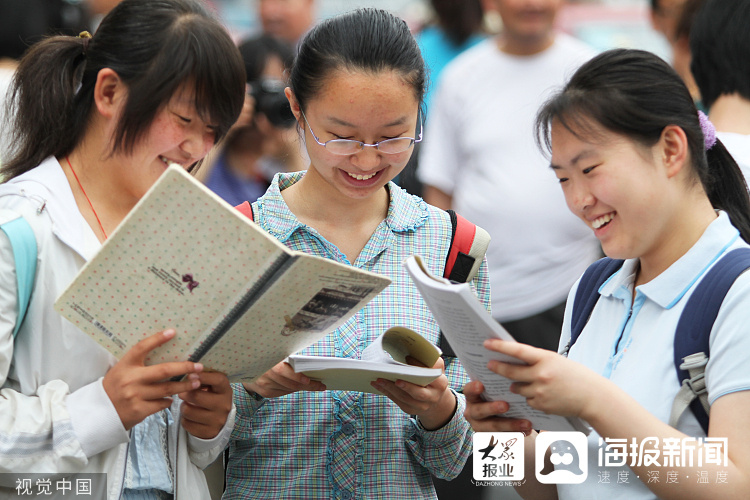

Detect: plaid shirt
[225, 172, 492, 500]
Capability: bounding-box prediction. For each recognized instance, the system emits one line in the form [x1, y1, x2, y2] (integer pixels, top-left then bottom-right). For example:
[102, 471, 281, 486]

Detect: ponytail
[1, 0, 246, 182]
[704, 138, 750, 243]
[2, 35, 91, 180]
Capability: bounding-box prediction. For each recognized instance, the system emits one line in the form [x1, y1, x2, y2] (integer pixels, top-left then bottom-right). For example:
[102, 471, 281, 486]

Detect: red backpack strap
[235, 201, 255, 221]
[443, 209, 490, 283]
[440, 210, 491, 357]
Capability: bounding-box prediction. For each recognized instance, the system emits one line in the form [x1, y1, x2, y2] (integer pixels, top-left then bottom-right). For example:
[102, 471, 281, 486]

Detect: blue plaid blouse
[225, 172, 492, 499]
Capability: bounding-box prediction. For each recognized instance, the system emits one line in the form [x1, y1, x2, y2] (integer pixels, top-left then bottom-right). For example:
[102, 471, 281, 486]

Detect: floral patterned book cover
[54, 166, 391, 382]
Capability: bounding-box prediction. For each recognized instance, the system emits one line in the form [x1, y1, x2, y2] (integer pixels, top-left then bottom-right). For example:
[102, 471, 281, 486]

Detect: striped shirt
[225, 172, 492, 499]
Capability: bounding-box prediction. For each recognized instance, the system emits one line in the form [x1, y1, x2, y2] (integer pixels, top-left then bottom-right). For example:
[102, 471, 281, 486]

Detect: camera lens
[249, 79, 296, 128]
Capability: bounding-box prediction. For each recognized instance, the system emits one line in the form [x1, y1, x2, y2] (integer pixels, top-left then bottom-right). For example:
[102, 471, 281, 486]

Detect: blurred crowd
[2, 2, 749, 500]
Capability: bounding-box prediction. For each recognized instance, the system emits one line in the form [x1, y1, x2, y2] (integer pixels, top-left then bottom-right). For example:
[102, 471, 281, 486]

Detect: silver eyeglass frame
[299, 109, 423, 155]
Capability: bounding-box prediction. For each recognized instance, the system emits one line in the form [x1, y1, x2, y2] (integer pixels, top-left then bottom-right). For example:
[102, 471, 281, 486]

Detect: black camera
[248, 79, 295, 128]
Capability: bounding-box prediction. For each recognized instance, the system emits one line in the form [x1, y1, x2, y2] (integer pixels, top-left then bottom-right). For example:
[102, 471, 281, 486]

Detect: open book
[54, 165, 391, 382]
[404, 255, 589, 433]
[287, 326, 443, 394]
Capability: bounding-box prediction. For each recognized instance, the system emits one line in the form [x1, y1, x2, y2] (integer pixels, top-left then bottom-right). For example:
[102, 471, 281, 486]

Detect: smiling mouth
[159, 156, 183, 168]
[347, 171, 377, 181]
[592, 213, 614, 229]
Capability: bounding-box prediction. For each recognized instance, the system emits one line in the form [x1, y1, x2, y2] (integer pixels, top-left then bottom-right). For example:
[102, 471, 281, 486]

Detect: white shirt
[717, 131, 750, 189]
[419, 34, 601, 321]
[557, 212, 750, 500]
[0, 157, 232, 499]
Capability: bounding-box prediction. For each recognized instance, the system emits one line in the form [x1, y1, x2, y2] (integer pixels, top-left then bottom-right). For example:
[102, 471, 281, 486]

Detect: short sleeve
[706, 271, 750, 404]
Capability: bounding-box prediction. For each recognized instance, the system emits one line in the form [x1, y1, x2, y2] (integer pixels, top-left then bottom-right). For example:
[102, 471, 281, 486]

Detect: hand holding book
[404, 255, 590, 433]
[288, 326, 443, 394]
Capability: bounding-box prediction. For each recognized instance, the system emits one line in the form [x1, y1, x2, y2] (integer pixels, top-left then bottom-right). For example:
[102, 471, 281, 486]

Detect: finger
[271, 362, 327, 391]
[484, 339, 547, 365]
[465, 397, 512, 421]
[462, 380, 486, 402]
[137, 360, 204, 384]
[463, 410, 533, 434]
[121, 329, 178, 365]
[192, 371, 232, 393]
[179, 386, 232, 413]
[405, 355, 427, 368]
[180, 400, 218, 423]
[374, 379, 431, 413]
[138, 376, 202, 401]
[180, 418, 219, 440]
[486, 359, 532, 382]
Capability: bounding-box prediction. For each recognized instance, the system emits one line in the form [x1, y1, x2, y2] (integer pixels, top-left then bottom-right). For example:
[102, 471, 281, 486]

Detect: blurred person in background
[418, 2, 599, 496]
[397, 0, 488, 197]
[690, 0, 750, 184]
[416, 0, 487, 117]
[650, 0, 701, 104]
[419, 0, 599, 351]
[0, 0, 89, 165]
[85, 0, 123, 27]
[201, 34, 306, 206]
[256, 0, 315, 47]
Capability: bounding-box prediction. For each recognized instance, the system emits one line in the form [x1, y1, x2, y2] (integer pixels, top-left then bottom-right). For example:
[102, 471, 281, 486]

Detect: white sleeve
[185, 403, 236, 469]
[706, 271, 750, 405]
[418, 75, 463, 195]
[0, 212, 128, 474]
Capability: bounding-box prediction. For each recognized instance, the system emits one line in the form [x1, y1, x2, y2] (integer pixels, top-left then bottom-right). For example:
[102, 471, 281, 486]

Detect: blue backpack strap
[671, 247, 750, 433]
[0, 216, 38, 338]
[566, 257, 625, 355]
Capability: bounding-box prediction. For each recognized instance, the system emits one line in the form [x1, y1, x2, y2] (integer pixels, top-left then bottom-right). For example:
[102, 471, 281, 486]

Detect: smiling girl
[463, 49, 750, 500]
[224, 8, 490, 500]
[0, 1, 245, 498]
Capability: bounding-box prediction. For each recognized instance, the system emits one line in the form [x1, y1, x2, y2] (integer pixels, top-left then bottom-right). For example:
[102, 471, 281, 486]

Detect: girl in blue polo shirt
[464, 49, 750, 500]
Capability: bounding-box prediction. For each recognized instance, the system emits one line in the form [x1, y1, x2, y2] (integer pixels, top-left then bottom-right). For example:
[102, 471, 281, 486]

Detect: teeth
[348, 172, 376, 181]
[160, 156, 181, 168]
[592, 213, 613, 229]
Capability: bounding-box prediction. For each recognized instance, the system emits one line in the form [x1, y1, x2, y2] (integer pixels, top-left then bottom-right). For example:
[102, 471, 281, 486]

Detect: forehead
[309, 69, 419, 113]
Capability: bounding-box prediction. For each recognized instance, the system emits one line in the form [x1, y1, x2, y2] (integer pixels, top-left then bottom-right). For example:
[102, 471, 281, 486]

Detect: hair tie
[78, 31, 92, 55]
[698, 110, 717, 150]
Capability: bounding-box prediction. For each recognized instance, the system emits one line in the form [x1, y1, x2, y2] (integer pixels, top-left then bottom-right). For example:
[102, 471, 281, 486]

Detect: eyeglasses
[300, 109, 423, 155]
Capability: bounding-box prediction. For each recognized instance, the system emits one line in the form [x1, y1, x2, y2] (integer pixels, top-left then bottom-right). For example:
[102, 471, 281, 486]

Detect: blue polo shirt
[558, 211, 750, 499]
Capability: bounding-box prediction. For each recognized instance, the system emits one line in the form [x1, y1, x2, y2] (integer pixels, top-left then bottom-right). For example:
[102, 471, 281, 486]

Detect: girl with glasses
[225, 8, 489, 499]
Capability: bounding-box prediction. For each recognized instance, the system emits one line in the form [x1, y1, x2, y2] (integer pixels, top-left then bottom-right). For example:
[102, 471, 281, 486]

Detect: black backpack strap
[670, 247, 750, 433]
[565, 257, 625, 356]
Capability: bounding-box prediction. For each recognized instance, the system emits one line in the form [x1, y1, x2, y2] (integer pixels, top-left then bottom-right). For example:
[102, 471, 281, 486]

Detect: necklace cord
[65, 156, 108, 240]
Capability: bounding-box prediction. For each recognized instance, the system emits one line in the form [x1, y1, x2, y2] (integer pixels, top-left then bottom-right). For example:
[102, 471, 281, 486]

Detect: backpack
[0, 212, 38, 337]
[439, 209, 490, 356]
[234, 203, 491, 358]
[565, 248, 750, 434]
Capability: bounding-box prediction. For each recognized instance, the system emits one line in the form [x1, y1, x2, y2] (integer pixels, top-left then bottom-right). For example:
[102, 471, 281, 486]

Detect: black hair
[289, 8, 426, 112]
[430, 0, 484, 46]
[1, 0, 246, 181]
[690, 0, 750, 109]
[674, 0, 705, 41]
[238, 34, 294, 83]
[535, 49, 750, 243]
